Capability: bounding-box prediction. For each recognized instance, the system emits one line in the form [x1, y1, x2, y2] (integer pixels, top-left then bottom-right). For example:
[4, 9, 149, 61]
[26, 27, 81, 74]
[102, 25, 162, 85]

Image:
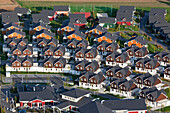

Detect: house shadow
[157, 0, 170, 6]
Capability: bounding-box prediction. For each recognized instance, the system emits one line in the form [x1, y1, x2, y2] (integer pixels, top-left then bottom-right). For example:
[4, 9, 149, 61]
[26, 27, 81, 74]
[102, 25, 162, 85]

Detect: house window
[56, 64, 58, 67]
[130, 52, 132, 55]
[56, 52, 58, 55]
[117, 59, 119, 61]
[77, 67, 79, 69]
[94, 80, 96, 83]
[18, 52, 20, 54]
[87, 54, 89, 57]
[91, 79, 93, 82]
[81, 78, 83, 81]
[49, 64, 51, 66]
[84, 78, 86, 81]
[17, 63, 19, 66]
[140, 64, 142, 67]
[59, 64, 61, 67]
[14, 63, 16, 66]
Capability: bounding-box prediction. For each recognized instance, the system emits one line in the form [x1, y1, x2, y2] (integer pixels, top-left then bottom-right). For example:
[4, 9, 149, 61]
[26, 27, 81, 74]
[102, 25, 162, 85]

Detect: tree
[14, 96, 17, 104]
[25, 75, 28, 83]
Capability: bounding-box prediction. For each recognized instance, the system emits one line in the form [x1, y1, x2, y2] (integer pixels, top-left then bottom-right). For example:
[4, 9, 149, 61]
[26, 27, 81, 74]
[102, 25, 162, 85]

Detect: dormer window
[84, 78, 86, 81]
[91, 79, 93, 82]
[81, 78, 83, 81]
[76, 19, 80, 23]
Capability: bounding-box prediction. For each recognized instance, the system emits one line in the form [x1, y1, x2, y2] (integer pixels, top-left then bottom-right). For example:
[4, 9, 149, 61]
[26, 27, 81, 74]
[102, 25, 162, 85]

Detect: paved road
[0, 85, 13, 113]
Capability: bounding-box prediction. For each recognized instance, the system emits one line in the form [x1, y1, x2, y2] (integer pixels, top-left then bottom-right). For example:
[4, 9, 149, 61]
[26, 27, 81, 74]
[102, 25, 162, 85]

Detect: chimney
[33, 87, 35, 91]
[101, 100, 105, 104]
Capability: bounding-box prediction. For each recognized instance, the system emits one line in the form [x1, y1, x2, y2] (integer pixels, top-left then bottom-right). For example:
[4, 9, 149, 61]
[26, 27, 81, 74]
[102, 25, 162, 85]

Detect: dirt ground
[19, 0, 169, 2]
[0, 0, 20, 12]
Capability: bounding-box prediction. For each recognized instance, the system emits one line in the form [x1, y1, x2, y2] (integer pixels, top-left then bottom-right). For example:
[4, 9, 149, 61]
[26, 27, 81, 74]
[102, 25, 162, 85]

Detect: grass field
[15, 0, 170, 21]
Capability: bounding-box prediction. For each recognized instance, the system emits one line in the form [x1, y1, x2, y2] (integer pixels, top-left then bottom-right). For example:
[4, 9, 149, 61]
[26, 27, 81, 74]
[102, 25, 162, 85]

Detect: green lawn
[117, 39, 125, 48]
[147, 43, 164, 54]
[164, 88, 170, 99]
[120, 32, 131, 40]
[155, 106, 170, 112]
[15, 0, 170, 21]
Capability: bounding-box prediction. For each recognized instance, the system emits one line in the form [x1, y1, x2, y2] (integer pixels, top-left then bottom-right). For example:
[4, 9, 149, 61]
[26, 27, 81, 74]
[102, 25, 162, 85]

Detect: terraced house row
[1, 5, 169, 110]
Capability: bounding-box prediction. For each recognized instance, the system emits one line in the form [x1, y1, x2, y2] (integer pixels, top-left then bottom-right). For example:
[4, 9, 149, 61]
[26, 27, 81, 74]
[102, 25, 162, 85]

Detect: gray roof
[37, 38, 58, 46]
[106, 51, 120, 59]
[1, 12, 19, 24]
[14, 7, 29, 14]
[99, 17, 116, 23]
[11, 45, 33, 54]
[153, 22, 170, 28]
[40, 9, 55, 16]
[75, 60, 99, 72]
[116, 6, 135, 22]
[97, 41, 119, 51]
[79, 101, 113, 113]
[103, 99, 147, 110]
[89, 25, 107, 33]
[6, 28, 26, 36]
[53, 6, 69, 11]
[4, 22, 23, 30]
[32, 22, 52, 30]
[77, 39, 89, 48]
[35, 29, 55, 38]
[136, 57, 159, 69]
[61, 88, 90, 98]
[66, 29, 86, 39]
[141, 87, 158, 95]
[67, 38, 79, 47]
[10, 56, 33, 66]
[32, 14, 49, 24]
[128, 36, 148, 45]
[120, 80, 136, 91]
[111, 78, 127, 86]
[80, 71, 105, 84]
[7, 38, 28, 46]
[117, 52, 129, 62]
[56, 97, 93, 109]
[69, 14, 86, 24]
[61, 21, 79, 29]
[135, 73, 152, 82]
[148, 89, 167, 102]
[85, 47, 98, 58]
[43, 46, 65, 55]
[154, 51, 170, 61]
[97, 32, 118, 42]
[18, 85, 58, 101]
[43, 57, 66, 67]
[149, 8, 167, 24]
[144, 75, 161, 86]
